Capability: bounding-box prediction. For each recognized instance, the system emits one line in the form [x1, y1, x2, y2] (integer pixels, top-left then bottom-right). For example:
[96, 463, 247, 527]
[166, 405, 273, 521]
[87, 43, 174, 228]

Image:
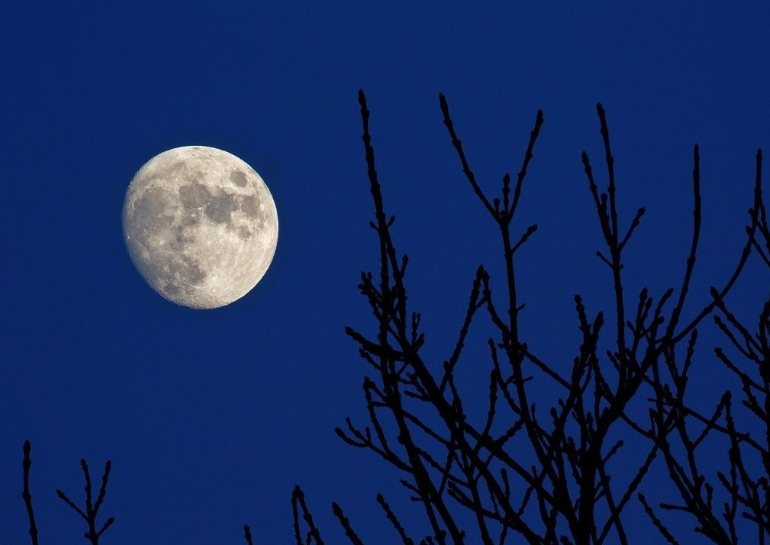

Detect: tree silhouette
[22, 441, 115, 545]
[641, 151, 766, 544]
[286, 91, 763, 545]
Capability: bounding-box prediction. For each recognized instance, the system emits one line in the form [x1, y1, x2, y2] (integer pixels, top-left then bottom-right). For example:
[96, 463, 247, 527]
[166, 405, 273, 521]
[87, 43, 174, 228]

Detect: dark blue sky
[1, 2, 768, 543]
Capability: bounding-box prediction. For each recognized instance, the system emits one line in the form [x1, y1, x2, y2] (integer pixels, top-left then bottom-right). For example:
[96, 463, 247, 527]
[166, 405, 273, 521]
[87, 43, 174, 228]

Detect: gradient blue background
[0, 2, 768, 543]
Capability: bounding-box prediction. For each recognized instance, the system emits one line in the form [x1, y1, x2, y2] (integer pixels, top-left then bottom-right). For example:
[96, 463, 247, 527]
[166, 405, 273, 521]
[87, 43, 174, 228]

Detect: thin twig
[22, 441, 39, 545]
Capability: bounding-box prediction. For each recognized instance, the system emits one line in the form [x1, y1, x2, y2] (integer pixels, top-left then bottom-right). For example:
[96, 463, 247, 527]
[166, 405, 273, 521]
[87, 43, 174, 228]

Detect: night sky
[1, 2, 769, 543]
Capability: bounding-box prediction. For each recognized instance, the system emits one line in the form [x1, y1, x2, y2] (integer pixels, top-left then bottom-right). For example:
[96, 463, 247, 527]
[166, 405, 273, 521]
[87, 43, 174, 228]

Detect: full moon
[122, 146, 278, 309]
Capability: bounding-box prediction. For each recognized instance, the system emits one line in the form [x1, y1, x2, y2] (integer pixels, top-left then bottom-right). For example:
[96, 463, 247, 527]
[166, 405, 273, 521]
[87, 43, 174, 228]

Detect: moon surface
[122, 146, 278, 309]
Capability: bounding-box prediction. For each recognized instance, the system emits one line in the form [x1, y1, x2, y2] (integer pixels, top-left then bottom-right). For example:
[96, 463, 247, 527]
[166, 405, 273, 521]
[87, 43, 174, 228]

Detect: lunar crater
[230, 170, 248, 187]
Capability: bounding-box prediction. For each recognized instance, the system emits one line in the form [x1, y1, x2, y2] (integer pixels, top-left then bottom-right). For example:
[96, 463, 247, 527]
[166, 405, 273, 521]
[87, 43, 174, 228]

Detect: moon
[122, 146, 278, 309]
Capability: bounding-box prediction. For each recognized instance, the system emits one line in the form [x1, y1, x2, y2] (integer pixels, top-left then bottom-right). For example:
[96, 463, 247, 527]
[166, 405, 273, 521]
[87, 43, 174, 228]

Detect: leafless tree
[641, 151, 766, 545]
[284, 91, 763, 545]
[21, 440, 115, 545]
